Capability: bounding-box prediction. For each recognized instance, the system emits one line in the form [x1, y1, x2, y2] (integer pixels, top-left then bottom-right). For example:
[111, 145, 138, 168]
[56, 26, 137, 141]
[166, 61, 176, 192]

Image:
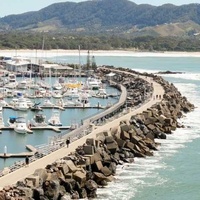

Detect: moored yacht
[7, 116, 29, 134]
[48, 110, 62, 126]
[74, 94, 90, 107]
[14, 117, 29, 134]
[95, 88, 108, 98]
[4, 73, 18, 89]
[85, 76, 102, 90]
[14, 96, 29, 111]
[31, 112, 47, 127]
[52, 80, 62, 90]
[42, 98, 55, 107]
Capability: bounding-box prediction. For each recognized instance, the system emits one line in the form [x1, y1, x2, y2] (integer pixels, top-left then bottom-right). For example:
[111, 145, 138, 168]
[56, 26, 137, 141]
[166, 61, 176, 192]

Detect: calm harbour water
[0, 77, 119, 169]
[2, 54, 200, 200]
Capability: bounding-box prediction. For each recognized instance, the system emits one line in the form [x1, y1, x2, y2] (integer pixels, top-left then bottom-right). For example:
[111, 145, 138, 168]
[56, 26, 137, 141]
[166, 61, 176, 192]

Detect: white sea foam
[131, 68, 159, 74]
[161, 73, 200, 81]
[98, 118, 200, 199]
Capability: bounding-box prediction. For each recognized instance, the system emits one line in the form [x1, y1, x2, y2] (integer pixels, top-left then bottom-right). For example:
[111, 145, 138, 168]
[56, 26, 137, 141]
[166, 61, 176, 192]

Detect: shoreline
[1, 49, 200, 58]
[0, 66, 195, 199]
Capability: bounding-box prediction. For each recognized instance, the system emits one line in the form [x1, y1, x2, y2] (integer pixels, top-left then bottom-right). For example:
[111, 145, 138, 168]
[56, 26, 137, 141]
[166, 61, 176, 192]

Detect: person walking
[4, 146, 7, 157]
[66, 138, 70, 148]
[25, 156, 29, 167]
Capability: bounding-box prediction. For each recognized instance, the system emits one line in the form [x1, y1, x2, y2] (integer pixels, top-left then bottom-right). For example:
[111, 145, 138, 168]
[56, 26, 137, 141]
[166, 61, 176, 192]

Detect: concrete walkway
[0, 76, 164, 189]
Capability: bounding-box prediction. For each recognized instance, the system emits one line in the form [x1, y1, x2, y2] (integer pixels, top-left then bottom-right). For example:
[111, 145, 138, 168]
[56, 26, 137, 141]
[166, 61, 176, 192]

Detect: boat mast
[78, 45, 81, 77]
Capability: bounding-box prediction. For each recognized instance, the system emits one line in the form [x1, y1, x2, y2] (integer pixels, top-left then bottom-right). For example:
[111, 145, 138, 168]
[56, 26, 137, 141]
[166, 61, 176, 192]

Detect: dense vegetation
[1, 32, 200, 52]
[0, 0, 200, 52]
[0, 0, 200, 35]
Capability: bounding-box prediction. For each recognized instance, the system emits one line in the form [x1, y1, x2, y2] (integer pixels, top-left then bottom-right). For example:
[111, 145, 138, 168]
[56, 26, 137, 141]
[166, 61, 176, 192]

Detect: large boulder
[101, 166, 112, 176]
[25, 174, 40, 188]
[83, 145, 94, 155]
[65, 160, 78, 172]
[73, 171, 86, 187]
[34, 168, 48, 183]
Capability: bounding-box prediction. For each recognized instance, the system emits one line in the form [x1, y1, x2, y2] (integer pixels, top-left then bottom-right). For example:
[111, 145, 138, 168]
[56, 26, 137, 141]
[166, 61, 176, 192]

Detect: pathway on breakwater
[0, 75, 164, 189]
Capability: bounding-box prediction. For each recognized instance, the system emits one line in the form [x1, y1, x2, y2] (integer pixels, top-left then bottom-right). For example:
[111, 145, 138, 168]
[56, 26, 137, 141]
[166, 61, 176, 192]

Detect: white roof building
[5, 56, 31, 72]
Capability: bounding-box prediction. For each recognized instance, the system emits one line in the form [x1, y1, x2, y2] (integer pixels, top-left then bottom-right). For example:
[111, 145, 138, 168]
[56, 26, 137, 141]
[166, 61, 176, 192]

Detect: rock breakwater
[0, 66, 194, 199]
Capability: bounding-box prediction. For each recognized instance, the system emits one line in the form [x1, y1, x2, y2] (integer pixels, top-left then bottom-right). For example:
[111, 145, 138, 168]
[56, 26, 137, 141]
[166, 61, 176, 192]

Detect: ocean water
[2, 54, 200, 200]
[49, 55, 200, 200]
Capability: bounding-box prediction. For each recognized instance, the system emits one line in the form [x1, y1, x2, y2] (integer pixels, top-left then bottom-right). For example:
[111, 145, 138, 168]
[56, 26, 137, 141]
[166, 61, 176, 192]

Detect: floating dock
[0, 145, 37, 158]
[0, 125, 71, 133]
[3, 105, 104, 110]
[30, 125, 71, 132]
[0, 127, 33, 134]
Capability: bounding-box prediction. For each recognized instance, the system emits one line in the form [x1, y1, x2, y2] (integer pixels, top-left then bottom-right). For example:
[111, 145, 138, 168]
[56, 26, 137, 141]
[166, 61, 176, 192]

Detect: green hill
[0, 0, 200, 37]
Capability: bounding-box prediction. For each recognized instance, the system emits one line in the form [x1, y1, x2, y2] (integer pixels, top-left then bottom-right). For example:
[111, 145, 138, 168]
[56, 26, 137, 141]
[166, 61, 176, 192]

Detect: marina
[0, 65, 162, 191]
[0, 62, 121, 170]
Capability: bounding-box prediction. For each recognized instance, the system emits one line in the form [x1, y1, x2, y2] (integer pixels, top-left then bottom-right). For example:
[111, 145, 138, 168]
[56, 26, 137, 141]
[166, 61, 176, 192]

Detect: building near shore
[40, 63, 73, 76]
[4, 56, 40, 73]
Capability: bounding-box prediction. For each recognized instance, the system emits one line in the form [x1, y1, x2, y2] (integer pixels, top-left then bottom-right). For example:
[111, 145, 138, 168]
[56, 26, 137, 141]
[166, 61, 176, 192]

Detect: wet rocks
[0, 66, 195, 199]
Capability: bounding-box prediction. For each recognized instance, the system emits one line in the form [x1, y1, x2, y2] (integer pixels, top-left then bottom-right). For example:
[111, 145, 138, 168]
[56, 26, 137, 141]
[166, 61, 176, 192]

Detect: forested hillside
[0, 0, 200, 36]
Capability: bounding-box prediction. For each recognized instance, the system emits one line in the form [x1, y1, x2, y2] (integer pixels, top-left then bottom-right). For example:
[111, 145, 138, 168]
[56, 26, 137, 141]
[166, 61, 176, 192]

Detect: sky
[0, 0, 199, 17]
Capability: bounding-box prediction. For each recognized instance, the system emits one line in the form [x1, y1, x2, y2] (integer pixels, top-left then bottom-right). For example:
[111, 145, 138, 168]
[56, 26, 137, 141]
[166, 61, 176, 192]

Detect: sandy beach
[1, 49, 200, 58]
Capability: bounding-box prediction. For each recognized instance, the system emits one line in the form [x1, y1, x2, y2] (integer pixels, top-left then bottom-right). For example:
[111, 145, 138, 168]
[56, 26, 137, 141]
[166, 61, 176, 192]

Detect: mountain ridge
[0, 0, 200, 37]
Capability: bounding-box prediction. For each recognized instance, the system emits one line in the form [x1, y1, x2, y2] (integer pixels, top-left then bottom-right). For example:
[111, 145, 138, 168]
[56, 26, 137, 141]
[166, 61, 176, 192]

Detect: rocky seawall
[0, 67, 194, 200]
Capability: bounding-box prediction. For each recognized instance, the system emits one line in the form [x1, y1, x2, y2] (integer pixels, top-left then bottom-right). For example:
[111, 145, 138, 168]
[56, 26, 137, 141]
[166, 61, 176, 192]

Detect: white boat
[9, 98, 18, 107]
[42, 99, 55, 107]
[31, 112, 47, 127]
[9, 92, 31, 111]
[52, 80, 62, 90]
[14, 96, 29, 111]
[85, 76, 102, 90]
[95, 88, 108, 98]
[5, 90, 14, 98]
[55, 98, 65, 107]
[0, 88, 8, 98]
[15, 98, 29, 111]
[14, 117, 28, 134]
[74, 94, 90, 107]
[63, 87, 80, 98]
[17, 80, 27, 89]
[48, 110, 62, 126]
[0, 108, 4, 128]
[63, 99, 76, 107]
[4, 73, 18, 89]
[0, 98, 8, 107]
[27, 93, 37, 99]
[52, 91, 63, 99]
[39, 80, 51, 89]
[26, 99, 34, 107]
[7, 116, 28, 134]
[29, 82, 39, 89]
